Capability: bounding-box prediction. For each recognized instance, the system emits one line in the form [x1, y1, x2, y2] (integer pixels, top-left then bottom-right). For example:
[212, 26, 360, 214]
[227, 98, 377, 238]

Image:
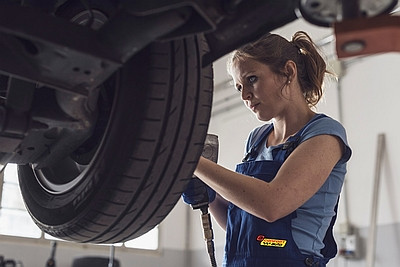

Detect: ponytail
[291, 31, 328, 106]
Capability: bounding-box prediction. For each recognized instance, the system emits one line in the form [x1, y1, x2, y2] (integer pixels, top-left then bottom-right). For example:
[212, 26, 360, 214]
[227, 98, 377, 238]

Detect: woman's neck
[267, 109, 316, 147]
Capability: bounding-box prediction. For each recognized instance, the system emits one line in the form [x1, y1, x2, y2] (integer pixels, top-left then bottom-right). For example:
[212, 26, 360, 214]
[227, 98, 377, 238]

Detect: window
[0, 164, 158, 250]
[0, 164, 41, 238]
[124, 227, 159, 250]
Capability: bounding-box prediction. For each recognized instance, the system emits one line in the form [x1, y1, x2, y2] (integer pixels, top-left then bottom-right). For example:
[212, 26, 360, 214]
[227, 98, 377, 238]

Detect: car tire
[18, 34, 213, 244]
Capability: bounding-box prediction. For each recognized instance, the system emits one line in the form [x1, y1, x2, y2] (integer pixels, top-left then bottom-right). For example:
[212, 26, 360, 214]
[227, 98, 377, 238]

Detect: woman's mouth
[249, 103, 259, 112]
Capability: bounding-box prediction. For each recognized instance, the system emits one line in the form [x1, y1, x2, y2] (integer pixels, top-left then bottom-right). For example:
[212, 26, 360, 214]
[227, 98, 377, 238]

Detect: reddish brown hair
[228, 31, 328, 107]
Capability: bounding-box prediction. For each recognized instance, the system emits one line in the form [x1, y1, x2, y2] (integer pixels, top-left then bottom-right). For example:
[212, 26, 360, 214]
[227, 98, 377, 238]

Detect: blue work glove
[182, 134, 218, 207]
[182, 177, 216, 206]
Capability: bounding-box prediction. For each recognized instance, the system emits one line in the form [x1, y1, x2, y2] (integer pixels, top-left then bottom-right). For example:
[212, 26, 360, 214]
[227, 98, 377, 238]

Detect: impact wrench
[190, 134, 219, 267]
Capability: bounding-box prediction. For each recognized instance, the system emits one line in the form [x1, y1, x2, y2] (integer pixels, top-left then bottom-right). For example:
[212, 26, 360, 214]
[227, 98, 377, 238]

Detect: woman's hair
[227, 31, 329, 107]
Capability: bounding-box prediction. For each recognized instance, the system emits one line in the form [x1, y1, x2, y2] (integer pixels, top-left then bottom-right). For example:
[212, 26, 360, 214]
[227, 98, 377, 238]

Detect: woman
[184, 31, 352, 266]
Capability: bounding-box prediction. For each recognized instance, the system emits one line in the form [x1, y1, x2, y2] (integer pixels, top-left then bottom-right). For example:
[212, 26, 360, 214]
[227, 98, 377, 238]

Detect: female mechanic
[184, 31, 352, 267]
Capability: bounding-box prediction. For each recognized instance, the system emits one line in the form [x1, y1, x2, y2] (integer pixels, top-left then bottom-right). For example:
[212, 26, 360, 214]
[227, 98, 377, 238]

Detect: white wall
[339, 53, 400, 228]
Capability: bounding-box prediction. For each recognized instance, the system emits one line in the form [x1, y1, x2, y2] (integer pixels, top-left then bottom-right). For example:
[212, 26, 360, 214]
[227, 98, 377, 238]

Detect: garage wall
[339, 53, 400, 228]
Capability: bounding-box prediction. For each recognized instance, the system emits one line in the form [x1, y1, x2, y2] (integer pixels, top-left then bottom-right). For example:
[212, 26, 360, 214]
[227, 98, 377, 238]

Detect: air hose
[200, 205, 217, 267]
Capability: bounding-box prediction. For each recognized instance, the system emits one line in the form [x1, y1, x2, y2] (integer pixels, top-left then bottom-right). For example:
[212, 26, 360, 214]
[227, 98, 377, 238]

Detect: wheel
[17, 1, 213, 244]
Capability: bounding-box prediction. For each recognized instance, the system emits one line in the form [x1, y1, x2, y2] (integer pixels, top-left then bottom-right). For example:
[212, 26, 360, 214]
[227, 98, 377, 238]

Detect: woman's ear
[284, 60, 297, 83]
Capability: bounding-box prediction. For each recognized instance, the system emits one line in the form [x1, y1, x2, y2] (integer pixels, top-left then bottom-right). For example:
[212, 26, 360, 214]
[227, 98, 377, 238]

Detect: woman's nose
[241, 86, 251, 101]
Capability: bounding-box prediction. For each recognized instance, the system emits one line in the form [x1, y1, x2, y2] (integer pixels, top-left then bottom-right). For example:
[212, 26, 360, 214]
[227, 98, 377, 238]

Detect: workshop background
[1, 14, 400, 267]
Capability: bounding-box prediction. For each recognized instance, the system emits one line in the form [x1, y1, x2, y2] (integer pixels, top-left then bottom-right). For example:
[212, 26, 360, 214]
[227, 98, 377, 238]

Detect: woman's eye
[248, 76, 257, 84]
[236, 84, 242, 92]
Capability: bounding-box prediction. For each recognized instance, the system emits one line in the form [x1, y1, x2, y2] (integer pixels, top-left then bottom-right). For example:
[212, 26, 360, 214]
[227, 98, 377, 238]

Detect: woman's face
[231, 58, 287, 121]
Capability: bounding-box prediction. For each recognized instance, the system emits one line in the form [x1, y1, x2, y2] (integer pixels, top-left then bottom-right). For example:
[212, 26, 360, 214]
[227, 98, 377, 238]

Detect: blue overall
[224, 114, 337, 266]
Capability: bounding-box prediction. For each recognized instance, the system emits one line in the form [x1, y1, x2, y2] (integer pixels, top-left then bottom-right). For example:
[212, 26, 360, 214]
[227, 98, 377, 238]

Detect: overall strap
[243, 114, 327, 163]
[242, 124, 273, 162]
[274, 114, 327, 162]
